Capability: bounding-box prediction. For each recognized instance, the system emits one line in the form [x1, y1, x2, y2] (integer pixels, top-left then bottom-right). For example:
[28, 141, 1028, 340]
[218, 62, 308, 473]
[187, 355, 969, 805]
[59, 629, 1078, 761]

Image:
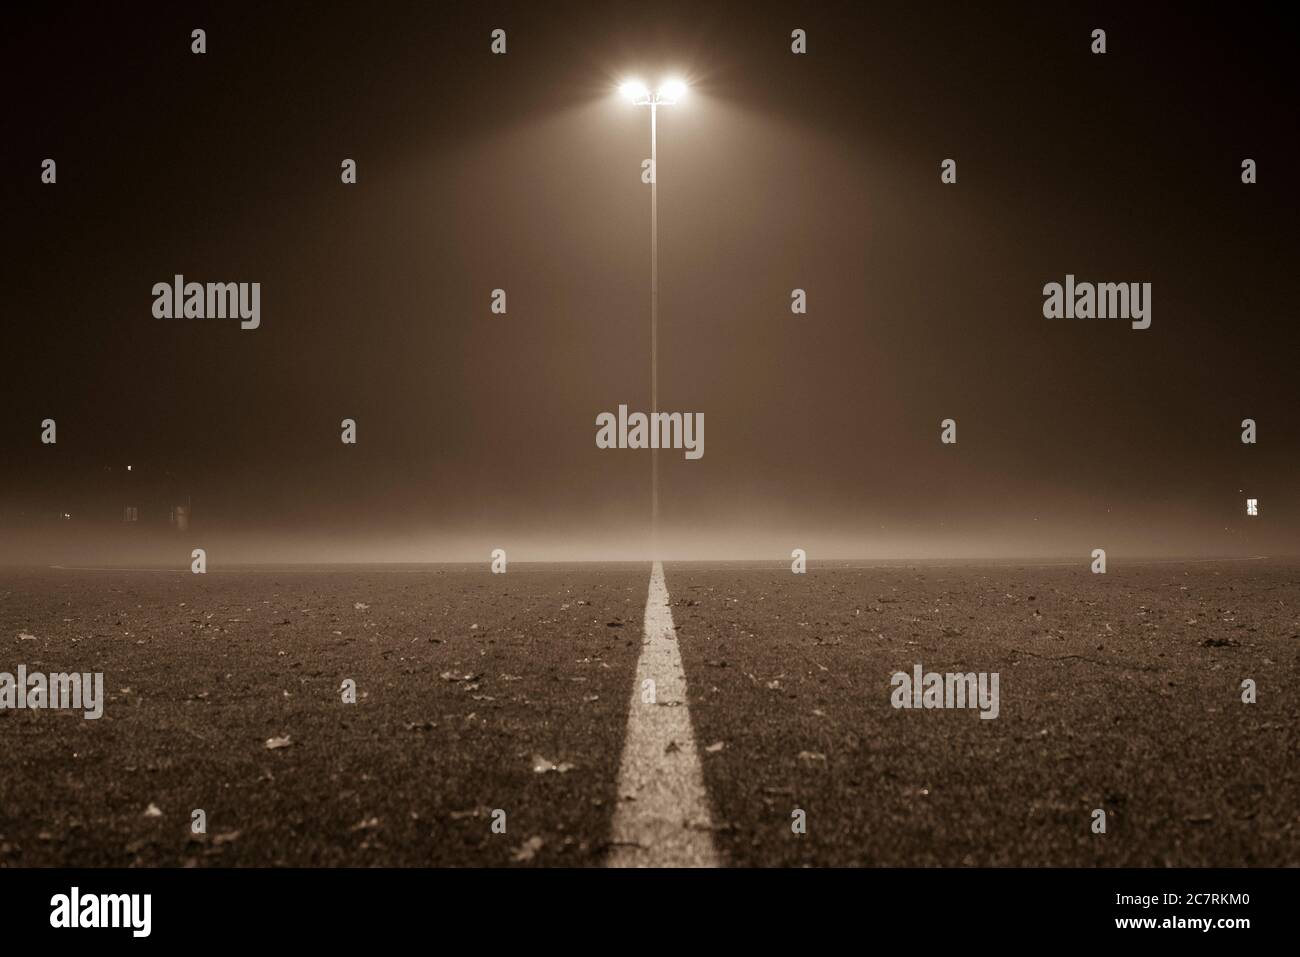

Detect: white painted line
[607, 561, 719, 867]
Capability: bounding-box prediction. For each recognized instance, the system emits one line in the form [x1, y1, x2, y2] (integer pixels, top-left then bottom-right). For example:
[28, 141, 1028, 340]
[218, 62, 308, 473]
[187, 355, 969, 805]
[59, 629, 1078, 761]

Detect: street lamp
[621, 77, 687, 552]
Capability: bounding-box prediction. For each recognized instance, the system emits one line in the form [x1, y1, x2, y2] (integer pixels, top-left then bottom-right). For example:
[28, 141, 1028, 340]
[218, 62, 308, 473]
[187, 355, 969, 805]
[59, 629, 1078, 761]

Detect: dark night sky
[3, 1, 1297, 562]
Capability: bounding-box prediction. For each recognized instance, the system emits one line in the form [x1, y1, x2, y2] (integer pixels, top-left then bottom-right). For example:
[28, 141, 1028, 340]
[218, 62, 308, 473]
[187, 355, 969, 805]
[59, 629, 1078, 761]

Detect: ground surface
[668, 559, 1298, 866]
[0, 559, 1295, 867]
[0, 564, 645, 866]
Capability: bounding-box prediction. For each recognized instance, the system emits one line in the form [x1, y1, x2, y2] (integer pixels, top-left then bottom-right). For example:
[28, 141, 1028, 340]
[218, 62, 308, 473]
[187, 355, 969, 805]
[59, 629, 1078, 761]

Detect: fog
[4, 2, 1296, 564]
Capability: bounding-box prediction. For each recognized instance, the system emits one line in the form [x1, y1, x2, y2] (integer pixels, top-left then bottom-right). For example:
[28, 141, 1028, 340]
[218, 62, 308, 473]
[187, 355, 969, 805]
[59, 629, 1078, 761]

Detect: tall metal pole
[650, 101, 659, 554]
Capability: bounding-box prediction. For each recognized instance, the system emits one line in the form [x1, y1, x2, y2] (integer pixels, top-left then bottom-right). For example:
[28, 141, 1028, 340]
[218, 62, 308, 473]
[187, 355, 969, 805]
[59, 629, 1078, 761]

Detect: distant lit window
[1246, 498, 1258, 516]
[124, 506, 139, 523]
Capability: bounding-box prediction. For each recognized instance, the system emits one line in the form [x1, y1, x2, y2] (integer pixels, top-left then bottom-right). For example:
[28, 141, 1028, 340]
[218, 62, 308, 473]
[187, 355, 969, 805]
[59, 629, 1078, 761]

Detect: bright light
[658, 78, 687, 103]
[620, 79, 649, 103]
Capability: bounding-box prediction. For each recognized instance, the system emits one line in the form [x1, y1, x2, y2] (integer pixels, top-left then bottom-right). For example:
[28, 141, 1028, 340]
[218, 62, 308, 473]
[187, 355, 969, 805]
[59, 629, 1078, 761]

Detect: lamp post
[620, 78, 686, 554]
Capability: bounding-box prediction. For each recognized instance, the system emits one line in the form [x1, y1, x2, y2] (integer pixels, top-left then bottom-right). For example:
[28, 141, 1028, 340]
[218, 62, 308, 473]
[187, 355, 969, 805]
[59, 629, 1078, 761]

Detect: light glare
[659, 78, 687, 102]
[620, 79, 649, 103]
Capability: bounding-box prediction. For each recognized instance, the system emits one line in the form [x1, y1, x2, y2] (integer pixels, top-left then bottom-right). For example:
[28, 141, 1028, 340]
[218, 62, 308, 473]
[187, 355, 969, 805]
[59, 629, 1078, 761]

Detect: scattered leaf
[532, 755, 575, 774]
[511, 836, 544, 863]
[449, 806, 490, 821]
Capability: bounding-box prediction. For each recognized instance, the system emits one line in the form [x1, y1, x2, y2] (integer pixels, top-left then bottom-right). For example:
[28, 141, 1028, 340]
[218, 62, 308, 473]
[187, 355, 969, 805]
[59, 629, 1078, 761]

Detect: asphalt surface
[668, 559, 1299, 866]
[1, 559, 1295, 866]
[0, 564, 645, 866]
